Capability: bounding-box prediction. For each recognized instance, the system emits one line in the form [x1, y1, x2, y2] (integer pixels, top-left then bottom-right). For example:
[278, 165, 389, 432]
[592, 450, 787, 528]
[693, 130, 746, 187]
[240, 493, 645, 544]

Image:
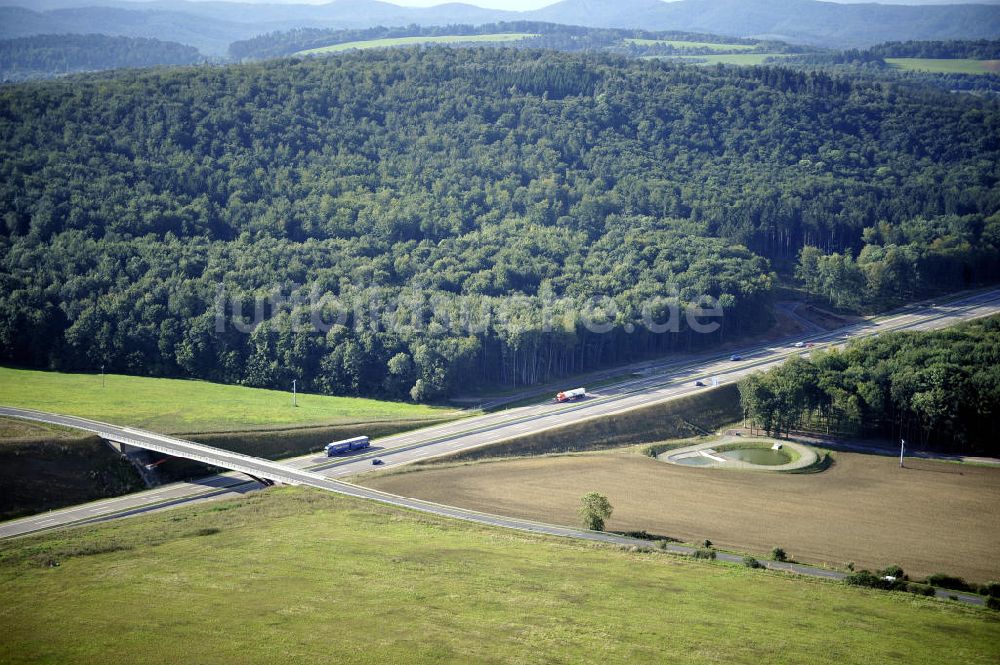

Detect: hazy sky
[326, 0, 999, 8]
[179, 0, 1000, 8]
[389, 0, 992, 6]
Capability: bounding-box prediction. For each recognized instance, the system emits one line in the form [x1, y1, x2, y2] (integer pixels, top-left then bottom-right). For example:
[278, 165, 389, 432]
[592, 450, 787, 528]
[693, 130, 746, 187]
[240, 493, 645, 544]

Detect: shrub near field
[1, 487, 998, 665]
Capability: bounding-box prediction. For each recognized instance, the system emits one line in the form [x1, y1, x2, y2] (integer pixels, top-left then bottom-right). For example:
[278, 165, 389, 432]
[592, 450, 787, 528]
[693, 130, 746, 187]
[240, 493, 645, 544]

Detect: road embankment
[421, 384, 741, 463]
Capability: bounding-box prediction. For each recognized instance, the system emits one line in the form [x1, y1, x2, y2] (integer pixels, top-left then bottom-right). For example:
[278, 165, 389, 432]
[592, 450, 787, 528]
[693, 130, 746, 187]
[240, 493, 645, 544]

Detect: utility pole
[101, 364, 105, 389]
[292, 379, 297, 407]
[899, 438, 905, 468]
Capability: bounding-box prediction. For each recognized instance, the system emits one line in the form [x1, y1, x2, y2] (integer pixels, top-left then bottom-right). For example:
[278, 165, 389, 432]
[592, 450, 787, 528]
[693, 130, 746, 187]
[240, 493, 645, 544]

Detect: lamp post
[292, 379, 297, 407]
[899, 438, 905, 468]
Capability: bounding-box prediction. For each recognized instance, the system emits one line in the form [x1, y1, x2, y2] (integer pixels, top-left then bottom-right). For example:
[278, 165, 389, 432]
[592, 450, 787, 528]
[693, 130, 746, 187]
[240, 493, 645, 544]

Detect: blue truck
[324, 435, 370, 456]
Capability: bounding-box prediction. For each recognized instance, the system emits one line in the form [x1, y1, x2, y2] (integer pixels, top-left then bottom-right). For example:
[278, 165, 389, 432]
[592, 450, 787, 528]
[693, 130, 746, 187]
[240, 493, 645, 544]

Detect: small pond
[672, 455, 716, 466]
[719, 447, 791, 466]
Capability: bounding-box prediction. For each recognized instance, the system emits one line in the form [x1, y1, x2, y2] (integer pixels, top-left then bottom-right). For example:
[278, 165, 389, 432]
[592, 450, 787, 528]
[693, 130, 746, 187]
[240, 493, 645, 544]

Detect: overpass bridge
[0, 407, 331, 489]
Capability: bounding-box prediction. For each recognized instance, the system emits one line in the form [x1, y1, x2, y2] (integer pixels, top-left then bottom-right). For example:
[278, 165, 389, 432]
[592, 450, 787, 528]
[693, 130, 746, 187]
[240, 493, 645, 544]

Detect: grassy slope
[364, 447, 1000, 582]
[0, 366, 456, 434]
[0, 435, 144, 520]
[886, 58, 1000, 75]
[297, 33, 537, 55]
[1, 487, 997, 665]
[625, 38, 756, 51]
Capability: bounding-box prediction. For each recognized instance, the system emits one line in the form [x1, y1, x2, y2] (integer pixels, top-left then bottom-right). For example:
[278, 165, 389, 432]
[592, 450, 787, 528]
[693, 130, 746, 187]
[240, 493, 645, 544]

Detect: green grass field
[297, 33, 538, 56]
[0, 366, 457, 434]
[625, 38, 757, 51]
[886, 58, 1000, 75]
[1, 487, 997, 664]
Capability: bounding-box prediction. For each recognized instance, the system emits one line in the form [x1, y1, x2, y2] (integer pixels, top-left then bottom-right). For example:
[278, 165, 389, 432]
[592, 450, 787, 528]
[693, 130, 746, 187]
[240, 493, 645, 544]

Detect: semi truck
[324, 435, 370, 456]
[555, 387, 586, 403]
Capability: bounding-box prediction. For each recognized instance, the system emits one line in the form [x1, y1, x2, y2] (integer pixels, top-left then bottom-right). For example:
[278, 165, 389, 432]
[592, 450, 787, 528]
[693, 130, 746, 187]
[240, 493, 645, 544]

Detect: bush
[845, 570, 892, 590]
[878, 564, 906, 581]
[692, 548, 716, 560]
[702, 539, 713, 548]
[771, 547, 787, 562]
[986, 597, 1000, 611]
[579, 492, 613, 532]
[743, 556, 764, 569]
[847, 571, 938, 597]
[979, 581, 1000, 598]
[618, 530, 678, 542]
[925, 573, 973, 592]
[904, 582, 936, 597]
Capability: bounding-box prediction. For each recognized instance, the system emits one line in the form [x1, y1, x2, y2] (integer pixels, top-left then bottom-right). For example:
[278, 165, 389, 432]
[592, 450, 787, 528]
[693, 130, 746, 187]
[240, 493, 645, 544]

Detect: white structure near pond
[659, 437, 818, 472]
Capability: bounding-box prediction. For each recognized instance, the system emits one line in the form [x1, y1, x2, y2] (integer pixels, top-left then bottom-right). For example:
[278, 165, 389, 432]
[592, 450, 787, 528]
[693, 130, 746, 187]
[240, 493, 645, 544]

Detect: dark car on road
[372, 458, 383, 465]
[729, 354, 742, 361]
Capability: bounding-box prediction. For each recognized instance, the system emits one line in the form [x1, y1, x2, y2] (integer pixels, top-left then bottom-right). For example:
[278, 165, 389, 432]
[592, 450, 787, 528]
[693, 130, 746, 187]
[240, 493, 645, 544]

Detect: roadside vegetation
[738, 315, 1000, 454]
[1, 487, 997, 664]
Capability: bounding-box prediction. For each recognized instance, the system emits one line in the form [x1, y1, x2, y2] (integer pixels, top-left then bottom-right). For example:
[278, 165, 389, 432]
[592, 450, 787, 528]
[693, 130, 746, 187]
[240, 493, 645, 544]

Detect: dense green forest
[868, 40, 1000, 60]
[796, 215, 1000, 312]
[1, 49, 998, 400]
[0, 34, 203, 82]
[738, 316, 1000, 454]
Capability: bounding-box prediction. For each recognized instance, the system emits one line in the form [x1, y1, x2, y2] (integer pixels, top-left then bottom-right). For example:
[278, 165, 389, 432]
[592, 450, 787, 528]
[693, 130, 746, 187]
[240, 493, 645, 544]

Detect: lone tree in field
[579, 492, 613, 531]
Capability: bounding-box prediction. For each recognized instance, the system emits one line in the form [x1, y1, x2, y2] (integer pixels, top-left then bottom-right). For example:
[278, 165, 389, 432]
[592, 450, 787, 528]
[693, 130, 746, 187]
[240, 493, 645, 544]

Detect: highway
[3, 286, 1000, 541]
[0, 287, 998, 605]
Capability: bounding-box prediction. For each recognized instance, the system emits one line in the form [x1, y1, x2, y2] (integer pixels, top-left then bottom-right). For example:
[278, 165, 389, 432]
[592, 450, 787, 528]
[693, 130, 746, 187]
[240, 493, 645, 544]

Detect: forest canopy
[738, 315, 1000, 455]
[0, 33, 203, 82]
[1, 48, 998, 400]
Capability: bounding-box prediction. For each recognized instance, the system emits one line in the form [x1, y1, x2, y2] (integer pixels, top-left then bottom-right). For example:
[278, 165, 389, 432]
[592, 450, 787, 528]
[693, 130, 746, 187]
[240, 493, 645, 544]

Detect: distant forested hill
[1, 49, 998, 400]
[1, 0, 999, 53]
[228, 22, 787, 61]
[0, 33, 203, 81]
